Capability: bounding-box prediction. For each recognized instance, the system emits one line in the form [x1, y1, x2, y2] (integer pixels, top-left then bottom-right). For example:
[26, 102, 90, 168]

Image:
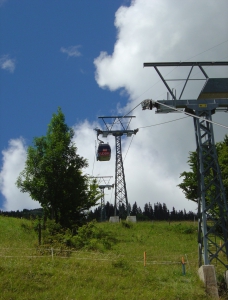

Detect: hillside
[0, 217, 220, 299]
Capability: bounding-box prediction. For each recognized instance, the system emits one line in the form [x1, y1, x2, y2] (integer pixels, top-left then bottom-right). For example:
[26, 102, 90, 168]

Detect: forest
[0, 201, 197, 222]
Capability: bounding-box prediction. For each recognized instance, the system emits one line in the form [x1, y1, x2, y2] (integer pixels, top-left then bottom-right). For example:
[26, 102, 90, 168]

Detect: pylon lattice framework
[142, 61, 228, 269]
[114, 134, 128, 217]
[194, 111, 228, 267]
[95, 116, 138, 217]
[91, 176, 114, 221]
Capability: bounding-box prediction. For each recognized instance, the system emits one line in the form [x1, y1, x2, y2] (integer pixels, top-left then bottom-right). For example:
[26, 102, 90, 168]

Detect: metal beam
[144, 61, 228, 67]
[154, 99, 228, 110]
[194, 111, 228, 268]
[95, 116, 138, 218]
[98, 116, 136, 118]
[142, 60, 228, 269]
[154, 66, 176, 100]
[114, 135, 129, 218]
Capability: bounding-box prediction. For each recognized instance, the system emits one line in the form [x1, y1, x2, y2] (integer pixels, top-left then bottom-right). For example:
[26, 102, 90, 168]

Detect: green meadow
[0, 216, 226, 300]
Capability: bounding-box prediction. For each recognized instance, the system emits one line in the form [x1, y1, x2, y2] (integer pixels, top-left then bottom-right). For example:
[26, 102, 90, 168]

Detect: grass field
[0, 216, 226, 299]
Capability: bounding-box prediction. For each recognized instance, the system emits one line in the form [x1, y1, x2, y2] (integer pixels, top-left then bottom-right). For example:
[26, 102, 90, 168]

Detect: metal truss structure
[142, 61, 228, 268]
[91, 176, 114, 221]
[95, 116, 138, 217]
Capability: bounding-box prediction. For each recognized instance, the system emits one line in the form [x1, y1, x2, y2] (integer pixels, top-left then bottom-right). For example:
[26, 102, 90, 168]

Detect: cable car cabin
[97, 143, 111, 161]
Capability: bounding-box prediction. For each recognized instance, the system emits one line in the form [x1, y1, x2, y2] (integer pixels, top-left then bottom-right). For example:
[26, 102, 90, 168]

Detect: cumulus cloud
[60, 45, 82, 57]
[72, 120, 116, 178]
[0, 121, 198, 213]
[93, 0, 228, 212]
[0, 55, 16, 73]
[1, 0, 227, 213]
[71, 118, 198, 213]
[0, 138, 40, 211]
[94, 0, 228, 98]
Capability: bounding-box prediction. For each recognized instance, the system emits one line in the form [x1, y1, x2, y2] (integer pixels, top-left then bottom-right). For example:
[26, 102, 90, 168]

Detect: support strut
[114, 135, 129, 217]
[194, 111, 228, 267]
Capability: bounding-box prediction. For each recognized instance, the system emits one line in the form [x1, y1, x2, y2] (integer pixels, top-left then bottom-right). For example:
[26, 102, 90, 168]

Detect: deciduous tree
[16, 108, 100, 228]
[178, 135, 228, 203]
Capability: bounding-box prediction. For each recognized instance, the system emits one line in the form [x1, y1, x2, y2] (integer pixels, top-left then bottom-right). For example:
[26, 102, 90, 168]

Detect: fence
[0, 247, 195, 268]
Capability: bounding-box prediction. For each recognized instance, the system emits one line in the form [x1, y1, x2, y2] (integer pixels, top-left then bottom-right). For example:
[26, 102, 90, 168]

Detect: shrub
[36, 219, 117, 252]
[69, 220, 116, 251]
[169, 223, 195, 234]
[121, 220, 133, 229]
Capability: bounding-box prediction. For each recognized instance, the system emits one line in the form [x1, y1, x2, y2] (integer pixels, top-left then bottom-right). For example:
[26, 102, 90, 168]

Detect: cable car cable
[138, 116, 190, 129]
[122, 117, 189, 162]
[153, 101, 228, 130]
[123, 99, 227, 130]
[94, 42, 228, 165]
[123, 135, 135, 162]
[91, 140, 96, 176]
[183, 38, 228, 63]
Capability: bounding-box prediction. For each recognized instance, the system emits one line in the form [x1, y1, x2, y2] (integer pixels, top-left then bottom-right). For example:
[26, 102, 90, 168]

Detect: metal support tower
[91, 176, 114, 221]
[142, 61, 228, 268]
[114, 134, 128, 217]
[194, 110, 228, 267]
[95, 116, 138, 217]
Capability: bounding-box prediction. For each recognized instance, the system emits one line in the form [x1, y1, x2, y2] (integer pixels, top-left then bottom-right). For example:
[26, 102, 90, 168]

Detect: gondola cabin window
[97, 143, 111, 161]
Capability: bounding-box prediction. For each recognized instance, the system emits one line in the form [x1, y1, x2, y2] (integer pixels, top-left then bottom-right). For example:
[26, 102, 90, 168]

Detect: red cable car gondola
[97, 143, 111, 161]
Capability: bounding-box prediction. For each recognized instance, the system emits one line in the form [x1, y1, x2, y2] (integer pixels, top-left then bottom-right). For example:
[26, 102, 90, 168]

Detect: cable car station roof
[143, 61, 228, 112]
[198, 78, 228, 99]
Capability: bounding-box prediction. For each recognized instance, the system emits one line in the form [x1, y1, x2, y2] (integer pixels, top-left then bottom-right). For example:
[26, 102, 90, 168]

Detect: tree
[178, 151, 198, 202]
[131, 201, 138, 215]
[217, 135, 228, 196]
[16, 108, 101, 228]
[178, 134, 228, 203]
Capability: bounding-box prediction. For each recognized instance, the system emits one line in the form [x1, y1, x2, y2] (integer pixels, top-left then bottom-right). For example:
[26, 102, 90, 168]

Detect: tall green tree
[16, 108, 101, 228]
[178, 135, 228, 203]
[217, 135, 228, 194]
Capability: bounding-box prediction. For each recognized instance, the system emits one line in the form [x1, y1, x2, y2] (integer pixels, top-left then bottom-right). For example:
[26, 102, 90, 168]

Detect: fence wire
[0, 247, 197, 266]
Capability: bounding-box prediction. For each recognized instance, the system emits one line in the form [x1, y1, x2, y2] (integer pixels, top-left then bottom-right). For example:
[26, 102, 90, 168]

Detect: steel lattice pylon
[142, 61, 228, 269]
[114, 135, 129, 217]
[94, 116, 138, 218]
[100, 188, 106, 221]
[90, 176, 114, 222]
[194, 111, 228, 267]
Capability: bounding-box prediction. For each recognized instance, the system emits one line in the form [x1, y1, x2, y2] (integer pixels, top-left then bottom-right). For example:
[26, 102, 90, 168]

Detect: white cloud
[94, 0, 228, 98]
[60, 45, 82, 57]
[92, 0, 228, 213]
[1, 0, 227, 214]
[71, 118, 198, 213]
[0, 138, 40, 211]
[0, 121, 198, 213]
[0, 55, 16, 73]
[72, 120, 116, 178]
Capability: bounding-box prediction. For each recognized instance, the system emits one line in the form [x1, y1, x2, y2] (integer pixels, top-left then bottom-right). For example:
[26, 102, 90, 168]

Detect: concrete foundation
[198, 265, 219, 299]
[126, 216, 137, 222]
[109, 216, 119, 223]
[225, 270, 228, 287]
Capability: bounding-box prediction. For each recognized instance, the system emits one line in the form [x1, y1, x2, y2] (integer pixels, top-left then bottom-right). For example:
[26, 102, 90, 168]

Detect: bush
[40, 219, 71, 248]
[169, 223, 195, 234]
[121, 220, 133, 229]
[36, 219, 117, 252]
[69, 220, 116, 251]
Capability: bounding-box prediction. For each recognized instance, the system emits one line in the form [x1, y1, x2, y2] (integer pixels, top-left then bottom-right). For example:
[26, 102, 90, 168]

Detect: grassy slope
[0, 217, 218, 300]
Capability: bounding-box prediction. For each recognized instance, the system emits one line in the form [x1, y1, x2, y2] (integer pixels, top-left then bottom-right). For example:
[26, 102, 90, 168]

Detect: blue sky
[0, 0, 127, 147]
[0, 0, 228, 212]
